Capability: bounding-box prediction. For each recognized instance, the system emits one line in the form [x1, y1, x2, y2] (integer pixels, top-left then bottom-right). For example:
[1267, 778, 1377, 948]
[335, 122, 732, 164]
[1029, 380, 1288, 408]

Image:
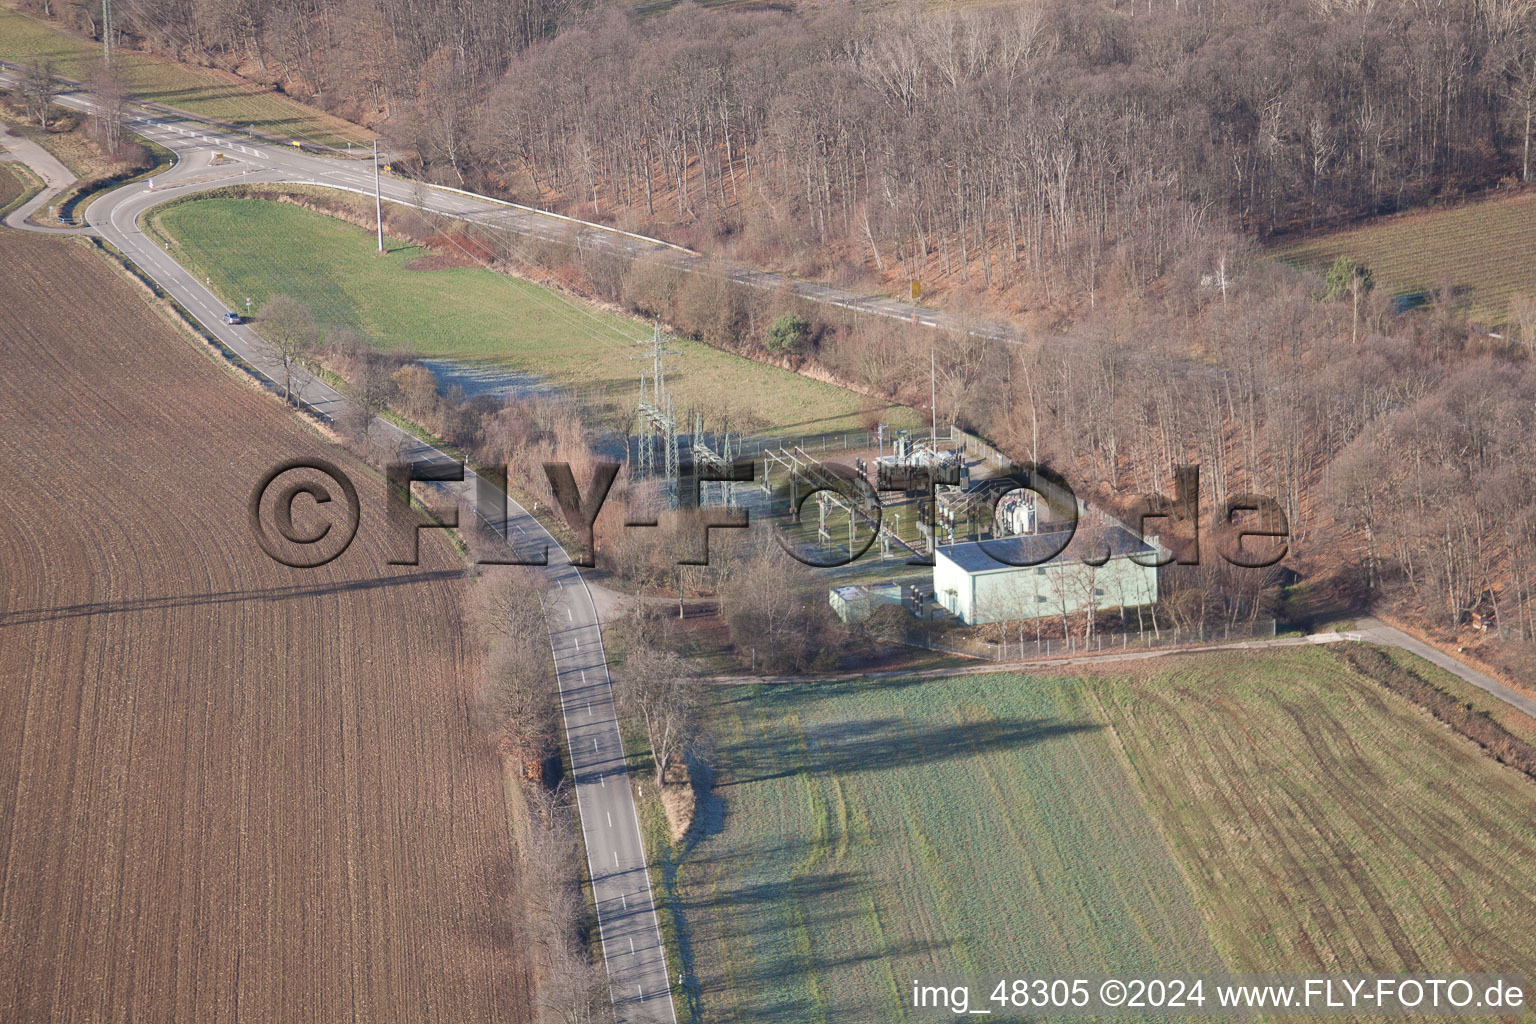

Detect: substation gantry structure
[690, 411, 740, 510]
[760, 446, 917, 560]
[630, 325, 745, 511]
[634, 325, 681, 500]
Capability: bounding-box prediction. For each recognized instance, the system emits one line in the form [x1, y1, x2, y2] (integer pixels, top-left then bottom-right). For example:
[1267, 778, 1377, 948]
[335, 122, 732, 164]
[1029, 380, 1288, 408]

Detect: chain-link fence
[903, 618, 1279, 662]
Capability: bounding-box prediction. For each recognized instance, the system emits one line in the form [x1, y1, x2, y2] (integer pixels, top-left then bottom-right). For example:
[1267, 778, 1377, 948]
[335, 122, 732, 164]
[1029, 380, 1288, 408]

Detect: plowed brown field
[0, 232, 529, 1022]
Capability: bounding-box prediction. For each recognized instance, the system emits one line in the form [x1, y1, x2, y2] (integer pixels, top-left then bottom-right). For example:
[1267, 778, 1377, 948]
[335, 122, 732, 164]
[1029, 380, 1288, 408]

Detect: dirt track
[0, 232, 529, 1022]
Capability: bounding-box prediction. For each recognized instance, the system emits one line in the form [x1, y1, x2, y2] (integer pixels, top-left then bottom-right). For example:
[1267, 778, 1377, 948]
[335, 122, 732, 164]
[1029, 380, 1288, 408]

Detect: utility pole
[102, 0, 112, 67]
[373, 139, 383, 253]
[930, 347, 937, 447]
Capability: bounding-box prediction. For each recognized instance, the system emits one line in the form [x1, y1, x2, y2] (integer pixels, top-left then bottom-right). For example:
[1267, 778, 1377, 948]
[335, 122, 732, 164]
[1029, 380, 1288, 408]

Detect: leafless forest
[54, 0, 1536, 271]
[42, 0, 1536, 674]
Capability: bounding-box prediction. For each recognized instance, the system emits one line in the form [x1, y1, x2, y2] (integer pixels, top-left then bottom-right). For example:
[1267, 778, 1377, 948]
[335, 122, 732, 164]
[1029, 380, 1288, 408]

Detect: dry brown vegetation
[0, 160, 21, 207]
[0, 67, 154, 205]
[0, 232, 531, 1022]
[1336, 644, 1536, 781]
[40, 0, 1536, 661]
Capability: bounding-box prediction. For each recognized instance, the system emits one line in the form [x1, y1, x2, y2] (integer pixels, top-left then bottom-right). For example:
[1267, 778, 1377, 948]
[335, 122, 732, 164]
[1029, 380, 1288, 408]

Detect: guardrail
[427, 180, 697, 254]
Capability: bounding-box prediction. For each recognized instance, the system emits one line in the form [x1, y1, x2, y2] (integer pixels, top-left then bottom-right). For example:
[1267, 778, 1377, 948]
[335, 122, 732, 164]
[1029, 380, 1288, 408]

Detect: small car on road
[223, 312, 242, 325]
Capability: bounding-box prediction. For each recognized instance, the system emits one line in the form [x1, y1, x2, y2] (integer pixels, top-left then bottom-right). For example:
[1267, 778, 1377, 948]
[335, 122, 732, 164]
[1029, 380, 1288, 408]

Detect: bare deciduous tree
[615, 643, 699, 785]
[349, 348, 398, 439]
[21, 59, 59, 129]
[474, 566, 558, 769]
[87, 61, 129, 159]
[391, 363, 440, 421]
[259, 295, 319, 405]
[717, 542, 839, 672]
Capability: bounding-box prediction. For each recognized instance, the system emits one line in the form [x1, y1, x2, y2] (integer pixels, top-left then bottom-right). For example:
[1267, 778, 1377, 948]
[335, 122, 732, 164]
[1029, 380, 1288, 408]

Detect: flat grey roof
[936, 525, 1154, 574]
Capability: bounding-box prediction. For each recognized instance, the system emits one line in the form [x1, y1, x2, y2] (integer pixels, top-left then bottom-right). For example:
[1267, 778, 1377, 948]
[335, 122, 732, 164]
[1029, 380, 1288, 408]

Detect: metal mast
[632, 323, 681, 501]
[373, 139, 384, 253]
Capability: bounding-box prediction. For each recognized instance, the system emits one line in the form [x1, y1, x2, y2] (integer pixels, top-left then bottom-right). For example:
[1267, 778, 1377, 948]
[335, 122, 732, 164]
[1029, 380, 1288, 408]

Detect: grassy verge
[79, 233, 465, 560]
[0, 99, 174, 224]
[303, 359, 577, 555]
[0, 4, 371, 148]
[143, 194, 578, 555]
[149, 195, 918, 437]
[2, 114, 101, 182]
[83, 235, 264, 379]
[621, 724, 694, 1014]
[61, 133, 174, 223]
[1369, 642, 1536, 748]
[81, 233, 470, 561]
[0, 158, 41, 217]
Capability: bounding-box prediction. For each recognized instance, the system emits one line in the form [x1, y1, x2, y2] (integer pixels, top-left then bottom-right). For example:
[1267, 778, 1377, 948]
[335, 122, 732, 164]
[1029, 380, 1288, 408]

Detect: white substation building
[933, 524, 1159, 626]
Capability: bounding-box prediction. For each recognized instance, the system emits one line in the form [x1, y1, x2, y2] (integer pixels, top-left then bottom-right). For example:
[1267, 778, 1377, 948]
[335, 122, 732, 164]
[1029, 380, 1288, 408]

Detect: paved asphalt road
[546, 568, 677, 1017]
[1353, 616, 1536, 719]
[0, 129, 75, 225]
[0, 64, 1020, 342]
[1, 76, 678, 1024]
[718, 620, 1536, 724]
[9, 66, 1536, 1023]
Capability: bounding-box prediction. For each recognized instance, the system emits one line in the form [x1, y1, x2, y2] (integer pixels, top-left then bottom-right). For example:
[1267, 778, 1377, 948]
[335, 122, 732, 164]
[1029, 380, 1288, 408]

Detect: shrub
[1324, 256, 1371, 300]
[766, 313, 810, 356]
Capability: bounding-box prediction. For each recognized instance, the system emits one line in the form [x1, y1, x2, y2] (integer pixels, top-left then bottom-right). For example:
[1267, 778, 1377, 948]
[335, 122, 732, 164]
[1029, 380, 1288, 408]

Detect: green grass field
[1277, 192, 1536, 323]
[0, 4, 370, 148]
[667, 674, 1227, 1023]
[663, 647, 1536, 1022]
[1093, 646, 1536, 978]
[153, 196, 916, 436]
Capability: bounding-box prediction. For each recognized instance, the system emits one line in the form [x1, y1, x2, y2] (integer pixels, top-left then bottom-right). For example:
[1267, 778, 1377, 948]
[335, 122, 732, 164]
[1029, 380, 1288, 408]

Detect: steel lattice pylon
[632, 323, 682, 504]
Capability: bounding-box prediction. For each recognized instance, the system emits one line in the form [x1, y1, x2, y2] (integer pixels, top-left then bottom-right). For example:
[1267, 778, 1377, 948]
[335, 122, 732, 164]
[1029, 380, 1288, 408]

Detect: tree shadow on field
[662, 825, 956, 1022]
[715, 715, 1099, 788]
[0, 569, 463, 627]
[651, 700, 1099, 1013]
[459, 849, 545, 1010]
[654, 693, 1096, 1019]
[710, 671, 938, 713]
